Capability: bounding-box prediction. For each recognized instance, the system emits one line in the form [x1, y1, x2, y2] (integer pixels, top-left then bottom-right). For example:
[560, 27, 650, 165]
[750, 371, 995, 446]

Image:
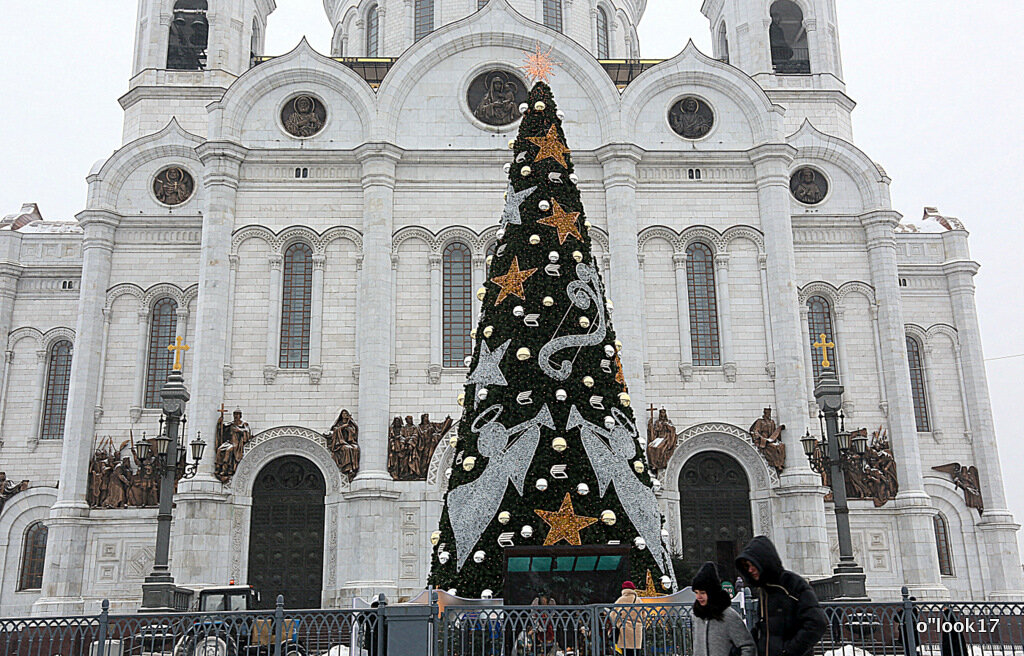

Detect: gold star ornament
[535, 493, 599, 546]
[490, 256, 538, 305]
[528, 124, 571, 167]
[641, 570, 665, 597]
[537, 199, 583, 244]
[523, 44, 558, 82]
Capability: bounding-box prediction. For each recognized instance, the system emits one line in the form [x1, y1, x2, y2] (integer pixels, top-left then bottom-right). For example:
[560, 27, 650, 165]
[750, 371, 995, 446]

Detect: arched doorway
[247, 455, 326, 609]
[678, 451, 753, 584]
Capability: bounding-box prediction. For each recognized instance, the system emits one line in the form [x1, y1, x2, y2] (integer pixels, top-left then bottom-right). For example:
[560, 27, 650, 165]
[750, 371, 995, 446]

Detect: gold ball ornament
[430, 530, 441, 546]
[483, 325, 494, 338]
[498, 511, 511, 525]
[579, 316, 590, 328]
[552, 437, 568, 452]
[529, 234, 541, 245]
[457, 392, 465, 406]
[543, 296, 554, 307]
[521, 166, 532, 176]
[573, 251, 583, 262]
[470, 329, 477, 339]
[618, 392, 631, 407]
[448, 434, 458, 447]
[633, 460, 645, 474]
[463, 456, 477, 471]
[601, 510, 617, 526]
[534, 101, 546, 111]
[477, 287, 487, 301]
[583, 376, 595, 388]
[516, 347, 531, 361]
[614, 339, 623, 351]
[508, 140, 516, 149]
[485, 255, 493, 266]
[584, 220, 592, 229]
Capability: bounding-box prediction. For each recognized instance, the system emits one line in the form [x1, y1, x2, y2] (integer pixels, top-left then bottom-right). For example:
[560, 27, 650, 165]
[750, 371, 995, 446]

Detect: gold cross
[167, 336, 190, 371]
[813, 333, 835, 369]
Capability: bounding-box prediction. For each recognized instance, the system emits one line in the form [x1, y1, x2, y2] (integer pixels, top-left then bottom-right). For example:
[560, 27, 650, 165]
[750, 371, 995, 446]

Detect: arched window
[145, 298, 178, 408]
[18, 522, 47, 591]
[280, 243, 313, 369]
[478, 0, 489, 8]
[718, 22, 730, 63]
[933, 513, 954, 576]
[366, 4, 379, 57]
[806, 296, 837, 382]
[685, 242, 721, 367]
[543, 0, 563, 33]
[443, 243, 473, 367]
[414, 0, 434, 41]
[250, 18, 262, 62]
[596, 7, 610, 59]
[40, 340, 73, 440]
[167, 0, 209, 70]
[906, 335, 931, 431]
[769, 0, 809, 73]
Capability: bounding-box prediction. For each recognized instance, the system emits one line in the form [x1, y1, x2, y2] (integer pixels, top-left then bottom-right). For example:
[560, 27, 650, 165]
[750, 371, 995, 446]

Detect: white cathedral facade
[0, 0, 1021, 615]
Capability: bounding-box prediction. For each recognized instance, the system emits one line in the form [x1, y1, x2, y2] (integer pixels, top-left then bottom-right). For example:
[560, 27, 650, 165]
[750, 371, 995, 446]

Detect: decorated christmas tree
[428, 58, 675, 599]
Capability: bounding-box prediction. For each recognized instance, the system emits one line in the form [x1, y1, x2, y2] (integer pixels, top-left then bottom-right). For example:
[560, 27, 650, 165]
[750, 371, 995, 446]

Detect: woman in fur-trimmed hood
[691, 562, 756, 656]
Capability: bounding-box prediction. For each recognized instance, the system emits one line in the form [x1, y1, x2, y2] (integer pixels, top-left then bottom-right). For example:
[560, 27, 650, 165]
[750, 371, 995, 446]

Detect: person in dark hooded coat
[736, 536, 827, 656]
[691, 562, 756, 656]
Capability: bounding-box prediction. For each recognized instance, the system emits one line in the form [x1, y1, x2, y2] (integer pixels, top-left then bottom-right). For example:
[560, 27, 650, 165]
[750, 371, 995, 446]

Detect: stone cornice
[119, 85, 228, 111]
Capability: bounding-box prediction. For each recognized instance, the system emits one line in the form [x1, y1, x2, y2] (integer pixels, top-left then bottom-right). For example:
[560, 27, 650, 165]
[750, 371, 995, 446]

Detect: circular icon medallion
[790, 167, 828, 205]
[668, 97, 714, 139]
[281, 94, 327, 137]
[467, 70, 529, 127]
[153, 167, 195, 206]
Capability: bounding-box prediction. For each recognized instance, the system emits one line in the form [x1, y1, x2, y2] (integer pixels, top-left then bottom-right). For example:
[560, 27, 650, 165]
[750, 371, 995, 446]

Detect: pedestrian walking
[609, 581, 644, 655]
[736, 536, 827, 656]
[691, 562, 756, 656]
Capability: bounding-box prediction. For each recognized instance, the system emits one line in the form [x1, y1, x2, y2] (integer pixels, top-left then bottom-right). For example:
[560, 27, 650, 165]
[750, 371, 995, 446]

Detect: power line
[985, 353, 1024, 362]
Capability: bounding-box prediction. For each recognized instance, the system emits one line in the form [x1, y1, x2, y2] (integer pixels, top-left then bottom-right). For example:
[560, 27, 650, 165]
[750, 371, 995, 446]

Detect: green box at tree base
[503, 545, 630, 605]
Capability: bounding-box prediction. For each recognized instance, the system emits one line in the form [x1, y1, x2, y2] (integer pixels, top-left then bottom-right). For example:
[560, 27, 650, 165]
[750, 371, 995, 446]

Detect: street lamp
[802, 337, 868, 601]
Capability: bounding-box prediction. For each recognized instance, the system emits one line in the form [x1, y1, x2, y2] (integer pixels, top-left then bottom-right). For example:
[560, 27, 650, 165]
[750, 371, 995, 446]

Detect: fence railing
[1, 588, 1022, 656]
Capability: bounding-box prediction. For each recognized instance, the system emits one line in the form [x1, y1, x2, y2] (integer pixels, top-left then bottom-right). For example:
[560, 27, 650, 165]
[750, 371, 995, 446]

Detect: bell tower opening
[769, 0, 810, 74]
[167, 0, 209, 70]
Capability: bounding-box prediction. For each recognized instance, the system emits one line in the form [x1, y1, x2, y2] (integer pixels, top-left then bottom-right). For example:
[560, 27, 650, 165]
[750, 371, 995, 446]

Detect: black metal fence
[1, 589, 1022, 656]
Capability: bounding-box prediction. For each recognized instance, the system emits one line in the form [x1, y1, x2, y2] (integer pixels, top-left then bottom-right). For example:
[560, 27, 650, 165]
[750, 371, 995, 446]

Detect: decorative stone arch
[722, 225, 766, 254]
[658, 422, 778, 552]
[141, 282, 189, 310]
[6, 327, 43, 352]
[211, 38, 376, 142]
[277, 226, 322, 256]
[376, 0, 619, 142]
[620, 41, 784, 146]
[787, 120, 891, 212]
[479, 226, 501, 256]
[679, 225, 726, 254]
[436, 226, 481, 256]
[318, 226, 363, 254]
[637, 226, 681, 254]
[904, 323, 928, 344]
[181, 284, 200, 310]
[228, 426, 348, 589]
[0, 487, 57, 604]
[837, 280, 876, 307]
[797, 280, 840, 306]
[589, 226, 610, 254]
[926, 323, 959, 350]
[392, 226, 436, 254]
[231, 225, 279, 255]
[39, 328, 75, 353]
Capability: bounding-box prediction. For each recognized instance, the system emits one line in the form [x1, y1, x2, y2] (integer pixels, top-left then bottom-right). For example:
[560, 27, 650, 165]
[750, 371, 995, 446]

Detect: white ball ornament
[601, 510, 616, 526]
[496, 228, 506, 239]
[464, 356, 473, 367]
[513, 305, 525, 317]
[473, 550, 486, 564]
[471, 328, 477, 339]
[614, 339, 623, 351]
[477, 287, 487, 301]
[618, 392, 631, 407]
[555, 389, 568, 401]
[498, 511, 511, 525]
[463, 456, 477, 471]
[431, 530, 441, 546]
[521, 166, 532, 176]
[483, 325, 494, 338]
[438, 551, 450, 564]
[445, 468, 453, 479]
[536, 478, 548, 491]
[556, 109, 565, 120]
[569, 173, 579, 184]
[652, 478, 662, 493]
[539, 200, 551, 211]
[634, 461, 645, 474]
[604, 344, 616, 357]
[579, 316, 590, 328]
[519, 102, 529, 113]
[534, 101, 546, 111]
[503, 163, 512, 174]
[477, 388, 488, 401]
[552, 437, 567, 452]
[481, 589, 494, 599]
[582, 376, 595, 388]
[605, 298, 614, 311]
[516, 347, 531, 361]
[603, 416, 615, 430]
[543, 296, 554, 307]
[661, 576, 673, 590]
[521, 525, 534, 538]
[529, 234, 541, 245]
[577, 483, 590, 495]
[573, 251, 583, 262]
[634, 537, 647, 550]
[661, 528, 670, 540]
[548, 251, 559, 262]
[584, 220, 592, 230]
[447, 588, 457, 595]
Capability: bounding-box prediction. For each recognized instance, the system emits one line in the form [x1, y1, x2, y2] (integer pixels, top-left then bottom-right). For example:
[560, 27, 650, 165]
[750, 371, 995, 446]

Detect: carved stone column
[833, 302, 852, 415]
[35, 210, 119, 615]
[869, 303, 888, 415]
[921, 341, 941, 440]
[0, 350, 13, 437]
[861, 210, 943, 597]
[750, 144, 828, 577]
[951, 343, 972, 442]
[941, 232, 1024, 598]
[799, 304, 816, 415]
[0, 260, 20, 437]
[429, 252, 443, 383]
[263, 253, 283, 383]
[131, 307, 150, 422]
[596, 145, 648, 421]
[29, 348, 47, 447]
[309, 253, 325, 384]
[223, 254, 238, 383]
[673, 252, 693, 381]
[715, 253, 736, 382]
[95, 309, 112, 421]
[471, 253, 485, 331]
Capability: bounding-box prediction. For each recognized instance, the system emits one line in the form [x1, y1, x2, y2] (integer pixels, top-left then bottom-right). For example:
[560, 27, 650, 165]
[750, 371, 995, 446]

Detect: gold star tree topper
[537, 198, 583, 244]
[490, 256, 538, 305]
[535, 493, 599, 546]
[527, 124, 571, 167]
[522, 44, 558, 83]
[640, 570, 665, 597]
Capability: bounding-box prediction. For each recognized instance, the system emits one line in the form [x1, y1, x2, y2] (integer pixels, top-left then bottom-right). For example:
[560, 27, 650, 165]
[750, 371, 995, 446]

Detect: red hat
[621, 581, 636, 590]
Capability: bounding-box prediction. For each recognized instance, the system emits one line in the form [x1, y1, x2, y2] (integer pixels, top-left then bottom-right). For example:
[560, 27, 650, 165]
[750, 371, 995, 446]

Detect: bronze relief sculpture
[749, 407, 787, 474]
[153, 167, 195, 206]
[0, 472, 29, 514]
[86, 435, 161, 508]
[282, 95, 327, 137]
[790, 167, 828, 205]
[933, 462, 983, 514]
[215, 407, 253, 484]
[646, 408, 678, 474]
[388, 413, 454, 481]
[668, 97, 714, 139]
[467, 71, 528, 127]
[823, 427, 899, 507]
[328, 409, 360, 480]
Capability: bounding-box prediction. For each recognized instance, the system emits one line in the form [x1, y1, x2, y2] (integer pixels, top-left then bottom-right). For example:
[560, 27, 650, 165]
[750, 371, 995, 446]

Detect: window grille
[40, 340, 73, 440]
[685, 242, 721, 366]
[366, 4, 379, 56]
[280, 243, 313, 368]
[806, 295, 837, 382]
[145, 298, 178, 407]
[414, 0, 434, 42]
[443, 243, 473, 367]
[596, 7, 610, 59]
[906, 335, 931, 431]
[933, 513, 954, 576]
[543, 0, 563, 33]
[18, 522, 47, 591]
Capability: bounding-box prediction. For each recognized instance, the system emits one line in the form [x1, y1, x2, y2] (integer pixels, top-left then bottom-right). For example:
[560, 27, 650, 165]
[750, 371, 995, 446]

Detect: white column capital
[269, 254, 283, 269]
[714, 252, 731, 271]
[229, 253, 240, 269]
[391, 252, 400, 269]
[429, 253, 442, 270]
[758, 253, 768, 268]
[312, 253, 327, 269]
[35, 349, 48, 364]
[672, 252, 687, 269]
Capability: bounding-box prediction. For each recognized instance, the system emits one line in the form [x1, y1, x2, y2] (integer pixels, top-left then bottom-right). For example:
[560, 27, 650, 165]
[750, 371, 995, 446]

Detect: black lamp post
[801, 337, 868, 601]
[140, 361, 206, 611]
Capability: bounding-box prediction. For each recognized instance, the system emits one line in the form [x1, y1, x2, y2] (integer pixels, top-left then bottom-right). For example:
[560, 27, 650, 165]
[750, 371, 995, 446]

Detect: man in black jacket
[736, 536, 828, 656]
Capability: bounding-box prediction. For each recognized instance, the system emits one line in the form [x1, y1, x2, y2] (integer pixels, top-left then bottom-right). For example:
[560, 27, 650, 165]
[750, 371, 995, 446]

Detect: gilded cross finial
[168, 336, 190, 371]
[813, 333, 835, 369]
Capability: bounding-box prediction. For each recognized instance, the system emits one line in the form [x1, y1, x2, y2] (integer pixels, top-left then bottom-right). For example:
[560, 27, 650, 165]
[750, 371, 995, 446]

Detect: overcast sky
[1, 1, 1022, 559]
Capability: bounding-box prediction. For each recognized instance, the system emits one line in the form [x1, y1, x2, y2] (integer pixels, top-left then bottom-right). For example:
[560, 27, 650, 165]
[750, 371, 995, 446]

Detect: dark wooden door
[679, 451, 753, 583]
[247, 456, 326, 609]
